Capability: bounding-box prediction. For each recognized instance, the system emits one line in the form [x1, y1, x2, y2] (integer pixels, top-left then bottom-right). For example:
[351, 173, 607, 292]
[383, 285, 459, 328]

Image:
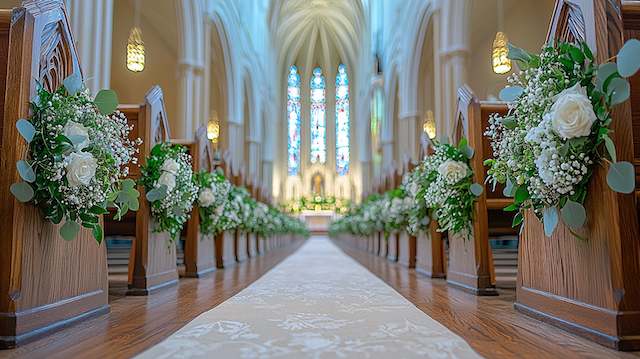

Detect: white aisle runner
[137, 237, 482, 359]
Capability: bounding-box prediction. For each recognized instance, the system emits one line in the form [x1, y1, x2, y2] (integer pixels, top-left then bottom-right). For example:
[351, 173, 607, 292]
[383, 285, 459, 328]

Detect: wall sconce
[423, 110, 436, 140]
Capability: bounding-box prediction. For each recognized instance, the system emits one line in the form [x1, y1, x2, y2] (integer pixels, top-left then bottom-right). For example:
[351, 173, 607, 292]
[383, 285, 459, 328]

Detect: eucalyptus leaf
[16, 119, 36, 143]
[128, 196, 140, 211]
[507, 43, 532, 62]
[617, 39, 640, 78]
[514, 185, 529, 204]
[461, 145, 475, 159]
[60, 220, 80, 241]
[17, 160, 36, 183]
[470, 183, 483, 197]
[543, 206, 559, 237]
[63, 73, 82, 96]
[146, 184, 168, 202]
[94, 89, 118, 115]
[10, 182, 34, 202]
[596, 63, 618, 91]
[503, 178, 516, 197]
[499, 86, 524, 102]
[122, 178, 136, 191]
[606, 161, 635, 194]
[602, 135, 617, 162]
[560, 200, 586, 229]
[512, 212, 524, 227]
[608, 77, 630, 106]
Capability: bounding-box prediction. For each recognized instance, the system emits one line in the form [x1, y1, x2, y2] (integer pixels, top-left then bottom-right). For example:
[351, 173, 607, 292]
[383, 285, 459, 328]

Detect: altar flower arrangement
[140, 143, 198, 241]
[485, 40, 640, 237]
[11, 74, 140, 243]
[422, 139, 483, 235]
[194, 169, 231, 235]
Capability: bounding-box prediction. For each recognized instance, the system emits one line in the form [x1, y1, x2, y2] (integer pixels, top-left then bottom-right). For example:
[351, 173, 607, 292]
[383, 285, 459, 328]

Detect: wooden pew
[181, 126, 216, 277]
[447, 85, 513, 296]
[104, 86, 179, 295]
[398, 161, 418, 268]
[515, 0, 640, 350]
[0, 0, 109, 348]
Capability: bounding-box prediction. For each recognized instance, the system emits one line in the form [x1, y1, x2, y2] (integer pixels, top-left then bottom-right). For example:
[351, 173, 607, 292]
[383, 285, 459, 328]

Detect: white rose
[157, 172, 176, 191]
[63, 121, 90, 150]
[65, 151, 97, 187]
[438, 160, 469, 183]
[198, 188, 215, 207]
[549, 83, 596, 139]
[161, 158, 180, 174]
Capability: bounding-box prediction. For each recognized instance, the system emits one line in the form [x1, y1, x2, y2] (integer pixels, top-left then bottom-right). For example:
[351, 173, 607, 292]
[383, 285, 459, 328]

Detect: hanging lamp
[127, 0, 145, 72]
[492, 0, 511, 74]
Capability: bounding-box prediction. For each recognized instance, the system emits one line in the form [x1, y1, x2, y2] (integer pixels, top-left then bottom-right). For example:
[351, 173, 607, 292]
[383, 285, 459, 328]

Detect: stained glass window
[310, 67, 326, 164]
[287, 65, 301, 176]
[335, 64, 350, 175]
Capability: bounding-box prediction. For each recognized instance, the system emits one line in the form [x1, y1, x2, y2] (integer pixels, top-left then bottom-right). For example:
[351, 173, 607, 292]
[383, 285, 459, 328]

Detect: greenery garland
[485, 40, 640, 238]
[10, 75, 140, 243]
[140, 143, 198, 241]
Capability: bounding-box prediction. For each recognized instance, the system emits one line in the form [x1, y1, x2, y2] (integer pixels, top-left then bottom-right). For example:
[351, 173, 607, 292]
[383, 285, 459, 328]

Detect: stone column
[65, 0, 114, 94]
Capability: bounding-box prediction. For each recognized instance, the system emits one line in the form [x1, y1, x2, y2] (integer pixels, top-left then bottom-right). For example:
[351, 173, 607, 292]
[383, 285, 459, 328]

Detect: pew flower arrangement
[194, 169, 232, 235]
[402, 163, 431, 236]
[380, 189, 413, 238]
[422, 139, 483, 236]
[485, 40, 640, 237]
[11, 74, 141, 243]
[140, 143, 198, 241]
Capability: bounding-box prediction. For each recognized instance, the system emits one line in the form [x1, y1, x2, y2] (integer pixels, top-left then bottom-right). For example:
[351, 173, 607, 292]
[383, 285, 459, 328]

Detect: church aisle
[137, 237, 481, 358]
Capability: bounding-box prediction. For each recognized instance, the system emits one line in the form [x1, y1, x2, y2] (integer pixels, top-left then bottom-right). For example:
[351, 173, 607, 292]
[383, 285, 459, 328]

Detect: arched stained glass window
[335, 64, 350, 175]
[287, 65, 301, 176]
[310, 67, 326, 164]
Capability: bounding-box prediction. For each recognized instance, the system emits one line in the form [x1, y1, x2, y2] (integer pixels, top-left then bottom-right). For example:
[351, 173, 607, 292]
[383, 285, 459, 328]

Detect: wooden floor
[334, 239, 640, 359]
[3, 237, 640, 359]
[0, 241, 303, 359]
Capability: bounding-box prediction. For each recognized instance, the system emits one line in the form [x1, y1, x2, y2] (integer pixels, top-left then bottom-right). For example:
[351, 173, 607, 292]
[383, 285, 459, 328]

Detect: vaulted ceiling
[269, 0, 365, 78]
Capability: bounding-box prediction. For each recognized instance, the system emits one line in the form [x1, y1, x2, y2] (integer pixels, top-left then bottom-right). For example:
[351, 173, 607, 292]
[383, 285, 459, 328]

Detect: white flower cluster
[40, 90, 139, 214]
[152, 153, 198, 226]
[486, 47, 596, 208]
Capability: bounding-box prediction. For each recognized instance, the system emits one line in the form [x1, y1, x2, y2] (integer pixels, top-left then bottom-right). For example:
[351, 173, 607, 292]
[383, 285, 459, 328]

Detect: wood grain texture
[0, 1, 108, 348]
[181, 126, 216, 278]
[517, 0, 640, 350]
[397, 231, 416, 268]
[622, 1, 640, 188]
[0, 239, 303, 358]
[335, 239, 640, 359]
[415, 224, 446, 278]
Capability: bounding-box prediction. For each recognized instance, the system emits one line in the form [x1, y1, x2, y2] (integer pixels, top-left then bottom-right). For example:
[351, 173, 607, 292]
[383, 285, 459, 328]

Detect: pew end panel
[0, 0, 108, 348]
[177, 126, 216, 278]
[515, 0, 640, 350]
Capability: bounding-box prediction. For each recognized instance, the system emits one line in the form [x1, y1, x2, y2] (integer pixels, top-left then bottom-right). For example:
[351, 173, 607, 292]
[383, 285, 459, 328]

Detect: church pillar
[177, 63, 206, 139]
[247, 137, 260, 180]
[65, 0, 113, 94]
[227, 121, 243, 174]
[399, 113, 420, 163]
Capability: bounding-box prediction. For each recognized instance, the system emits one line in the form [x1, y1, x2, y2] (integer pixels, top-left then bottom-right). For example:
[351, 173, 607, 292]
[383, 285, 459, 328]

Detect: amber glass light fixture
[423, 110, 436, 140]
[207, 118, 220, 144]
[127, 27, 145, 72]
[492, 31, 511, 74]
[127, 0, 144, 72]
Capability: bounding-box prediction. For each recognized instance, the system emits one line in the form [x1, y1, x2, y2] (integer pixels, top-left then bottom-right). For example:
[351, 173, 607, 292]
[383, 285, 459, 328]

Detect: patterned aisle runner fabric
[137, 237, 482, 359]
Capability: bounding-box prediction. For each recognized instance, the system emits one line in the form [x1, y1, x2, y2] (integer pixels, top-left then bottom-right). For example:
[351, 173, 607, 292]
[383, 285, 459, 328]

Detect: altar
[299, 210, 336, 234]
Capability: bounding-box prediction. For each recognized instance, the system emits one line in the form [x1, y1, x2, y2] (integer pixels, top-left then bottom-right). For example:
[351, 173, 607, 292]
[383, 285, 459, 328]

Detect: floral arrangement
[140, 143, 198, 241]
[380, 189, 413, 237]
[402, 163, 431, 236]
[194, 169, 232, 235]
[485, 40, 640, 237]
[282, 195, 351, 214]
[422, 139, 483, 235]
[10, 74, 140, 243]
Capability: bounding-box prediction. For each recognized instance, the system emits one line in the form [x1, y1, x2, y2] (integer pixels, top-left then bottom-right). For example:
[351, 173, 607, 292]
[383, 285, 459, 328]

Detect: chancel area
[0, 0, 640, 358]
